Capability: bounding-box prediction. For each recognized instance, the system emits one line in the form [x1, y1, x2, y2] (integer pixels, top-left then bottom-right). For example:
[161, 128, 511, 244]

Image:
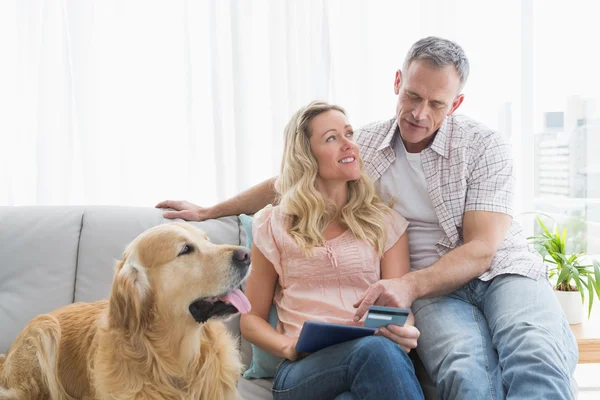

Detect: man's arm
[354, 131, 516, 317]
[405, 130, 516, 298]
[156, 177, 277, 221]
[354, 209, 511, 318]
[405, 209, 512, 299]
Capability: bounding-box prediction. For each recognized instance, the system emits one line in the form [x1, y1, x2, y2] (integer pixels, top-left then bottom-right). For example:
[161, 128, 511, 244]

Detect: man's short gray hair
[403, 36, 470, 92]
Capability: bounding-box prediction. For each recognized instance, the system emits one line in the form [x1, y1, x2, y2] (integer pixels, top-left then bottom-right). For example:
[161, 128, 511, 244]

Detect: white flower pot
[555, 290, 583, 325]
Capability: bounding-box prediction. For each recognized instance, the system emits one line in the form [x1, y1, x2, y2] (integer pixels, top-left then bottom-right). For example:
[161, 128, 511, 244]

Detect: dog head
[108, 222, 251, 333]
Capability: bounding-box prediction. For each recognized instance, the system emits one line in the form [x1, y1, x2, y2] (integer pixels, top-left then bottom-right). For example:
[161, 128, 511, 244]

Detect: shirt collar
[376, 119, 399, 151]
[429, 117, 450, 158]
[377, 117, 450, 158]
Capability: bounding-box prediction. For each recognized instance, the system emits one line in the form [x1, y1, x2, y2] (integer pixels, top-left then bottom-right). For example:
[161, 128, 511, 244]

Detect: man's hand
[353, 277, 418, 322]
[155, 200, 214, 221]
[375, 312, 420, 353]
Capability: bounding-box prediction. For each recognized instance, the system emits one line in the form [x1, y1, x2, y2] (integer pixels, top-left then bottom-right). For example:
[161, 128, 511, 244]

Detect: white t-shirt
[378, 137, 444, 271]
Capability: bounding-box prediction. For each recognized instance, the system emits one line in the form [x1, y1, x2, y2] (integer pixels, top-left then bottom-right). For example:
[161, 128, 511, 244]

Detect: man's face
[395, 60, 464, 153]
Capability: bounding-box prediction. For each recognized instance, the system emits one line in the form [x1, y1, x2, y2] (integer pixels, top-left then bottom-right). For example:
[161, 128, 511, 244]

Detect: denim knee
[498, 319, 576, 378]
[349, 336, 423, 400]
[351, 336, 410, 367]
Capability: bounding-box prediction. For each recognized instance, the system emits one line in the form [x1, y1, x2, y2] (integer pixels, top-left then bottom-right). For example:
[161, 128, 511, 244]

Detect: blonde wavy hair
[275, 101, 391, 255]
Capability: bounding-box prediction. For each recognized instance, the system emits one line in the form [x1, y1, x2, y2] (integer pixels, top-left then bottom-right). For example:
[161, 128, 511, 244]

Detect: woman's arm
[377, 231, 420, 352]
[240, 243, 298, 360]
[380, 232, 410, 280]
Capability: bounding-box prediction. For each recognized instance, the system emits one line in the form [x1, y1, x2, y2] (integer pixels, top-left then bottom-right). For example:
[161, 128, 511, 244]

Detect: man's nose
[412, 103, 428, 121]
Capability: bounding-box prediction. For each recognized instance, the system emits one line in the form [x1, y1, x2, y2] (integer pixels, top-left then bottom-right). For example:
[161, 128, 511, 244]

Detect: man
[157, 37, 578, 399]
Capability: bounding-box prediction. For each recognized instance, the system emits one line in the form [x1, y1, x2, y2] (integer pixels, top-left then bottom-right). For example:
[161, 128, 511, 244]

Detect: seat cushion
[411, 351, 438, 400]
[0, 206, 84, 353]
[237, 377, 273, 400]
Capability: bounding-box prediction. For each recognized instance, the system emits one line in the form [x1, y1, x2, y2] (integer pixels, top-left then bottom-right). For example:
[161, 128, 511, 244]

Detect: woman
[240, 101, 423, 400]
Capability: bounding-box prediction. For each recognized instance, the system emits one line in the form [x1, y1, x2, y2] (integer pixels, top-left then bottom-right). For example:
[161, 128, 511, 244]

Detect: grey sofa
[0, 206, 436, 399]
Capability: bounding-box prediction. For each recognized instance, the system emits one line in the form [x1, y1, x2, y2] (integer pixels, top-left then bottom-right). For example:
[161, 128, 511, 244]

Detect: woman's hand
[281, 337, 309, 361]
[374, 312, 420, 353]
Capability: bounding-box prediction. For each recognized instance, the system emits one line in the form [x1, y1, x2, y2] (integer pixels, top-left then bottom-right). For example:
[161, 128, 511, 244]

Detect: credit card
[363, 305, 410, 329]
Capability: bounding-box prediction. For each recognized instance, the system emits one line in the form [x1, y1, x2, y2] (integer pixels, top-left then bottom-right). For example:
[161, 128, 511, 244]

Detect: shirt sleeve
[251, 205, 284, 277]
[465, 133, 514, 216]
[383, 209, 409, 253]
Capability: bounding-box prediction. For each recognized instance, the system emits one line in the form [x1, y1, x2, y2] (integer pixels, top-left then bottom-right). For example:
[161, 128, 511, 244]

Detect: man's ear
[447, 93, 465, 116]
[108, 256, 153, 333]
[394, 70, 403, 95]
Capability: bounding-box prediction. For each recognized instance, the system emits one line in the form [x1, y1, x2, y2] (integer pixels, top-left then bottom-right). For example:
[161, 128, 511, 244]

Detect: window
[530, 0, 600, 258]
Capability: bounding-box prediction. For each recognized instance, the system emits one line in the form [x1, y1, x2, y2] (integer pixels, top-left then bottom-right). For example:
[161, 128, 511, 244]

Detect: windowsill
[570, 306, 600, 364]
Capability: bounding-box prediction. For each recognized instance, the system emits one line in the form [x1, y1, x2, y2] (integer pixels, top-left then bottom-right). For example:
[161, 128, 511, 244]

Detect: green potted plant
[528, 216, 600, 324]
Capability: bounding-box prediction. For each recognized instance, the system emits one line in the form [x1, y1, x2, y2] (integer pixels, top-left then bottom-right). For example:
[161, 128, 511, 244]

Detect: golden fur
[0, 223, 248, 400]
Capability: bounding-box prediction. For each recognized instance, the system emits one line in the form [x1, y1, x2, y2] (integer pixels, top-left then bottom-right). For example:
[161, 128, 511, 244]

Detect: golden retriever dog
[0, 222, 251, 400]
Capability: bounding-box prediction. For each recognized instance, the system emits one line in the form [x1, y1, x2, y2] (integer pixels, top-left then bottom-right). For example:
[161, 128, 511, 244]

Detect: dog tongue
[218, 289, 251, 314]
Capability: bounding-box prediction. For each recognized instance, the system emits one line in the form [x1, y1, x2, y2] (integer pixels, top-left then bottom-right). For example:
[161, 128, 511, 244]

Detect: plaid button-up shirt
[356, 115, 545, 281]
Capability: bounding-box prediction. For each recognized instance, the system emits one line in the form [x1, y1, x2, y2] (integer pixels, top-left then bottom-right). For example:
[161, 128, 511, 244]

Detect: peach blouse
[252, 204, 408, 339]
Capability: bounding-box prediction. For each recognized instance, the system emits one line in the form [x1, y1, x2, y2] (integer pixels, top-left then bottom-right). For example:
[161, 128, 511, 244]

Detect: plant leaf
[555, 253, 569, 266]
[544, 258, 557, 265]
[571, 267, 585, 303]
[556, 264, 571, 288]
[576, 262, 589, 274]
[588, 277, 595, 318]
[537, 216, 551, 237]
[594, 261, 600, 300]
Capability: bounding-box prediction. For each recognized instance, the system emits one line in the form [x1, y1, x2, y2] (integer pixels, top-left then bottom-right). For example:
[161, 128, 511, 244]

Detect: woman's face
[309, 110, 361, 184]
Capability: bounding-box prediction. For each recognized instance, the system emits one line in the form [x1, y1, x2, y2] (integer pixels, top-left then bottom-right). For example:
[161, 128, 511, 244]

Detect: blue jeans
[272, 336, 424, 400]
[413, 274, 578, 400]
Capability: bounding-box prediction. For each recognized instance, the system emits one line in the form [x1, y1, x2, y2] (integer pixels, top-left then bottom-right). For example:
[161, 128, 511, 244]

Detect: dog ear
[108, 255, 153, 333]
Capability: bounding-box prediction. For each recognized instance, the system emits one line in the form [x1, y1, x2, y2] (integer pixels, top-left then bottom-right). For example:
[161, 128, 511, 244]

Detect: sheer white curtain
[0, 0, 523, 207]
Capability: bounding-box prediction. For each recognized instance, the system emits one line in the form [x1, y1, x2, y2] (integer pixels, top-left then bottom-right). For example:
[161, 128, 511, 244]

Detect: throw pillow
[239, 213, 254, 248]
[242, 304, 283, 379]
[239, 213, 284, 379]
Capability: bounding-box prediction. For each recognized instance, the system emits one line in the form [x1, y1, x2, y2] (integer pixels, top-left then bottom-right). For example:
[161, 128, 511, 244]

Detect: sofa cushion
[237, 213, 284, 379]
[0, 206, 84, 353]
[74, 207, 242, 303]
[237, 377, 273, 400]
[74, 206, 166, 302]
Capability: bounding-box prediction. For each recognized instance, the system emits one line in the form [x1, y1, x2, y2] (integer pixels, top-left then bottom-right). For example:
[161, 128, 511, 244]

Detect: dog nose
[232, 247, 251, 268]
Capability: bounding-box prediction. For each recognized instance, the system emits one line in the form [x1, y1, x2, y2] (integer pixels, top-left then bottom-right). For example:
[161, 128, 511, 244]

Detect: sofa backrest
[0, 206, 244, 354]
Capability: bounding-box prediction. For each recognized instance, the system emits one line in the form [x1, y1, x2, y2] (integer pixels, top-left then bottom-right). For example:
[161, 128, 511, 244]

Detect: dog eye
[178, 244, 194, 256]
